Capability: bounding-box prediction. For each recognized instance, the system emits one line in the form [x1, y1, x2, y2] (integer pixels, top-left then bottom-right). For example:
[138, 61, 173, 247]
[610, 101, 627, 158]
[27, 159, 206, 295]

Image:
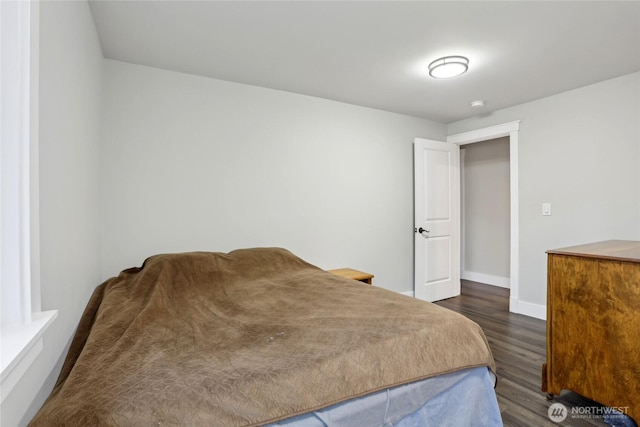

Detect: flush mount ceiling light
[428, 56, 469, 79]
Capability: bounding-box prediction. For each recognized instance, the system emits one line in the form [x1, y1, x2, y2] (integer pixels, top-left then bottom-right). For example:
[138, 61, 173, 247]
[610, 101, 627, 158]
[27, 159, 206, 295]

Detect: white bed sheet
[268, 366, 502, 427]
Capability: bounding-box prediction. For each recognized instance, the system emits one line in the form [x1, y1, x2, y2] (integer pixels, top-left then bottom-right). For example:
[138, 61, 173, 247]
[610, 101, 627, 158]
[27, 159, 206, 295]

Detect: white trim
[403, 287, 544, 319]
[447, 121, 521, 314]
[508, 130, 519, 313]
[29, 0, 41, 314]
[0, 0, 57, 403]
[1, 0, 33, 326]
[0, 310, 57, 403]
[460, 148, 466, 278]
[462, 271, 510, 288]
[447, 121, 520, 145]
[512, 299, 546, 321]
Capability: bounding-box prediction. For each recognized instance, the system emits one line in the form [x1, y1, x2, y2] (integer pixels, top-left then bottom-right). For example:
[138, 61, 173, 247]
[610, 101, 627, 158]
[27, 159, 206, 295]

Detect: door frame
[447, 121, 520, 314]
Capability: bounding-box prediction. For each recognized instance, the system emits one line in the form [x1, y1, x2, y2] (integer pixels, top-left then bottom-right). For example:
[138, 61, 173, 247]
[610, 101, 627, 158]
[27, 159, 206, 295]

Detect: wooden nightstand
[327, 268, 374, 285]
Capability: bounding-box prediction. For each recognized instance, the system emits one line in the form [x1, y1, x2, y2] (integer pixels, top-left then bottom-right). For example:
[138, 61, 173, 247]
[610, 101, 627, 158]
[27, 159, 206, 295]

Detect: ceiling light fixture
[428, 56, 469, 79]
[470, 100, 485, 108]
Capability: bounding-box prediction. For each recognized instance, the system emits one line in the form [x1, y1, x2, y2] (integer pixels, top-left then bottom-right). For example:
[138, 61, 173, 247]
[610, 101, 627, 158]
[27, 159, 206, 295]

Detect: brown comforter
[31, 248, 495, 427]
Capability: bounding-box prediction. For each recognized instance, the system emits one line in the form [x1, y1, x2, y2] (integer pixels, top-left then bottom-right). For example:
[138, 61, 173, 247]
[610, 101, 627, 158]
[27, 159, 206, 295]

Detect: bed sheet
[269, 367, 502, 427]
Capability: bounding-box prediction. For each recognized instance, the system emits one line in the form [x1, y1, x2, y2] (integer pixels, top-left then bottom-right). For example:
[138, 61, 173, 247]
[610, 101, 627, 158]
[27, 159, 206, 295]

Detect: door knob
[416, 227, 430, 234]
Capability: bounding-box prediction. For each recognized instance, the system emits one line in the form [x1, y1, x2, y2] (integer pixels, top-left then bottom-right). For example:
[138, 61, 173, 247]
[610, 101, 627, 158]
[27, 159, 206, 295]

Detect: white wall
[0, 2, 104, 426]
[448, 72, 640, 313]
[10, 5, 636, 421]
[100, 60, 445, 293]
[461, 137, 510, 286]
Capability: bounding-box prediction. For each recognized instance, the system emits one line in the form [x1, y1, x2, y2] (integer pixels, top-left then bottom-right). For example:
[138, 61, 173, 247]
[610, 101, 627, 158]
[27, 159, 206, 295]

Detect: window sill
[1, 310, 58, 403]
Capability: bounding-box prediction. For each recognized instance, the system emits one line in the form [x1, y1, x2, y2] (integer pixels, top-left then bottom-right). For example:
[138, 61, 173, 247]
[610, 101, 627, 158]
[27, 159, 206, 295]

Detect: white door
[414, 138, 460, 302]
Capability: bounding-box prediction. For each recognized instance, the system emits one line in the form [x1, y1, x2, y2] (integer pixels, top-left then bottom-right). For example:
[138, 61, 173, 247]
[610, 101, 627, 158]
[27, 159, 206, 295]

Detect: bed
[30, 248, 502, 426]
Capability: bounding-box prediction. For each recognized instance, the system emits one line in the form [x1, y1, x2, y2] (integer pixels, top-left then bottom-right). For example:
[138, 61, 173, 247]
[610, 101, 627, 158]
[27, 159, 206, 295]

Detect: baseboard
[404, 286, 545, 320]
[462, 271, 510, 288]
[512, 297, 546, 320]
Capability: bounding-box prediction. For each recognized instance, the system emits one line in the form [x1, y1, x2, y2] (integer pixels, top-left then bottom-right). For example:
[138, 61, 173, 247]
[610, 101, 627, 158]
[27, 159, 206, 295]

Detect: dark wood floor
[435, 280, 611, 427]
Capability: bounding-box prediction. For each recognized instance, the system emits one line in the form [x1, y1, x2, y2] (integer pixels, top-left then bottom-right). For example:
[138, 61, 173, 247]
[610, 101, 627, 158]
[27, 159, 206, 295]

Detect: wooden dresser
[542, 240, 640, 422]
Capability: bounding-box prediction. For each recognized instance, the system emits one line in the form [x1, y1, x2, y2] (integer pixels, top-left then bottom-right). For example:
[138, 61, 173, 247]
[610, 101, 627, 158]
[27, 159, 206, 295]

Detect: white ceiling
[88, 1, 640, 124]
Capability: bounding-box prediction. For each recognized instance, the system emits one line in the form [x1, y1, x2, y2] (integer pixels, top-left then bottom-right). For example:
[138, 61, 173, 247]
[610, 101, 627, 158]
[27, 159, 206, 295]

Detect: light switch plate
[542, 203, 551, 216]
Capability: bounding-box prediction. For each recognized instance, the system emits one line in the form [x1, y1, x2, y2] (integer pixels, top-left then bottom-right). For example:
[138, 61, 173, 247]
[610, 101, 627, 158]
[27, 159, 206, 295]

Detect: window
[1, 0, 56, 403]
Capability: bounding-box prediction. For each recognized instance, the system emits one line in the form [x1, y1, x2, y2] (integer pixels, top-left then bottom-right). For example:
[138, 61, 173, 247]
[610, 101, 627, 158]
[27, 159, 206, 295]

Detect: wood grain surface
[544, 241, 640, 423]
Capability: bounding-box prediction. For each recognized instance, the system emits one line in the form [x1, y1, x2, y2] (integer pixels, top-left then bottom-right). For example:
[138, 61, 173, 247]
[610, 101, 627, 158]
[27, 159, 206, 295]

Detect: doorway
[447, 121, 520, 314]
[460, 137, 510, 289]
